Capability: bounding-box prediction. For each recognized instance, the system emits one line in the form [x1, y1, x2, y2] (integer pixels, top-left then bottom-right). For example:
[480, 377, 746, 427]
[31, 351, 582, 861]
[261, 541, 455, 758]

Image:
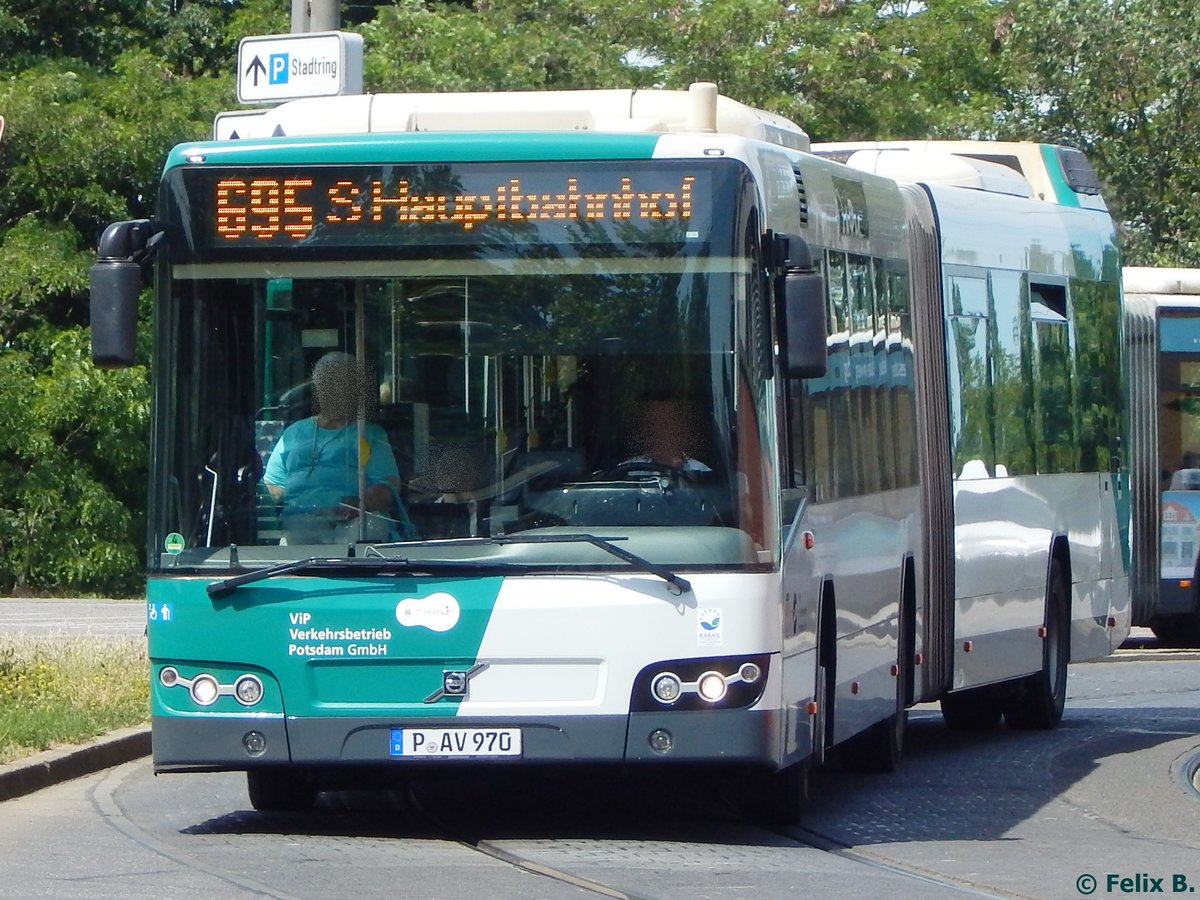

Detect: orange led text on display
[215, 175, 696, 241]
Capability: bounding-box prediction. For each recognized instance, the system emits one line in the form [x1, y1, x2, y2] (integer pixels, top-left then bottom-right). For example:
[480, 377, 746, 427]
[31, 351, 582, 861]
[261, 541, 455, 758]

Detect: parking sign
[236, 32, 363, 105]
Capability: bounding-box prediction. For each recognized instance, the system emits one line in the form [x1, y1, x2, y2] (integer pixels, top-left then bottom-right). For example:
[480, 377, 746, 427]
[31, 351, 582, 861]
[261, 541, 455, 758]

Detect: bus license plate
[390, 727, 522, 758]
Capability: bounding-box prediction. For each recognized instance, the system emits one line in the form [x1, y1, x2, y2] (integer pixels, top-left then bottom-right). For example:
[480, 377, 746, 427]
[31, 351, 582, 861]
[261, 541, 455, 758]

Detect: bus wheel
[940, 686, 1004, 731]
[247, 767, 319, 812]
[839, 705, 906, 773]
[1150, 614, 1200, 648]
[739, 760, 810, 826]
[1004, 559, 1069, 730]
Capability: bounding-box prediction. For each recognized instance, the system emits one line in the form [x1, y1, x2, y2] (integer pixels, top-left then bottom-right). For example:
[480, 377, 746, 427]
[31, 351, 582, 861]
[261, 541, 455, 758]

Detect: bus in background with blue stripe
[90, 83, 1130, 823]
[1125, 267, 1200, 645]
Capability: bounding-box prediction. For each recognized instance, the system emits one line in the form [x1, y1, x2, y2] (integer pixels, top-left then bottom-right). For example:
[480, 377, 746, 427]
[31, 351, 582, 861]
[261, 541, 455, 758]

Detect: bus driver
[263, 351, 406, 544]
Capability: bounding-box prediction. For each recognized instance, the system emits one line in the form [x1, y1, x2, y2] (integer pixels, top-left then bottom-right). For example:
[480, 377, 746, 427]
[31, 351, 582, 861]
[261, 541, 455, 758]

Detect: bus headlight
[190, 674, 220, 706]
[631, 655, 770, 712]
[652, 673, 682, 704]
[697, 671, 728, 703]
[234, 674, 264, 706]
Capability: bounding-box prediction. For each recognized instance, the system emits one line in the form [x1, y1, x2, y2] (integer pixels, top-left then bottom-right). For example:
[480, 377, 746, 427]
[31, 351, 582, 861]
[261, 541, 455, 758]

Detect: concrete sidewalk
[0, 598, 150, 802]
[0, 726, 151, 803]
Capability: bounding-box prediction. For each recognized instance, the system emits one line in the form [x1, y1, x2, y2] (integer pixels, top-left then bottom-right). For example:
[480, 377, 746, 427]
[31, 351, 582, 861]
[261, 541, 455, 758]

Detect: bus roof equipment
[213, 81, 811, 152]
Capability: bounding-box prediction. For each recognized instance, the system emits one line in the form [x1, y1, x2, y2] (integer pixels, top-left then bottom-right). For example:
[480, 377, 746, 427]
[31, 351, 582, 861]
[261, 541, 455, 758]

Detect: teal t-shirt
[263, 417, 399, 516]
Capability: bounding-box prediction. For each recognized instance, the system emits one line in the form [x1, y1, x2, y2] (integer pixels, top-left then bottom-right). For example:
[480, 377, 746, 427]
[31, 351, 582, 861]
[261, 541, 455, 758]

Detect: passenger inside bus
[262, 351, 413, 543]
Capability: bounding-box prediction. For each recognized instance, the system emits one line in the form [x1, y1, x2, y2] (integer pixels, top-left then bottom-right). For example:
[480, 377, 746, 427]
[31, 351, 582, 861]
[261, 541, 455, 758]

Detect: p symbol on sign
[269, 53, 289, 85]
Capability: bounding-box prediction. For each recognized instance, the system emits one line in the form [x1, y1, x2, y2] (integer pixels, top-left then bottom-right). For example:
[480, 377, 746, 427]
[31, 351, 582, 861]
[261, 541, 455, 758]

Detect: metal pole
[292, 0, 340, 33]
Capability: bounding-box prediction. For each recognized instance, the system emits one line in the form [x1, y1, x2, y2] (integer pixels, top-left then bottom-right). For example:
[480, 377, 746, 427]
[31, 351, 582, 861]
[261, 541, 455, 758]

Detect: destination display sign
[177, 162, 720, 255]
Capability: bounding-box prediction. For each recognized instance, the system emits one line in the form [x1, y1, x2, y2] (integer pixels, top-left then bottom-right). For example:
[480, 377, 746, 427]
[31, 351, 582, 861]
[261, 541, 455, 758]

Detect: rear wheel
[1150, 614, 1200, 648]
[247, 767, 319, 812]
[940, 685, 1004, 731]
[1004, 559, 1069, 730]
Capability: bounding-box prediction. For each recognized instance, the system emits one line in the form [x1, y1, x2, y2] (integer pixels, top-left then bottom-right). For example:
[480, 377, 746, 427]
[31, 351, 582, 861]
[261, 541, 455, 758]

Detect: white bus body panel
[927, 184, 1130, 684]
[459, 571, 784, 717]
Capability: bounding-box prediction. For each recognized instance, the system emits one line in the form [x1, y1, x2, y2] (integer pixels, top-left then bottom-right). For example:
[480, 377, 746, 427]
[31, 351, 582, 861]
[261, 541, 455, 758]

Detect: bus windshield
[151, 159, 772, 572]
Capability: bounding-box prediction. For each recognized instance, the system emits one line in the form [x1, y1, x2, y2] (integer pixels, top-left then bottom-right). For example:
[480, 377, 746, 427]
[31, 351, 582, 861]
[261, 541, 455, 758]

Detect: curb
[0, 726, 151, 803]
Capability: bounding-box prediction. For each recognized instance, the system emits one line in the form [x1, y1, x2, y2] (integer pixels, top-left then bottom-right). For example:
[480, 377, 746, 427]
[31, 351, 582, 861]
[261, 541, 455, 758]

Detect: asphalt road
[0, 597, 146, 639]
[0, 614, 1197, 899]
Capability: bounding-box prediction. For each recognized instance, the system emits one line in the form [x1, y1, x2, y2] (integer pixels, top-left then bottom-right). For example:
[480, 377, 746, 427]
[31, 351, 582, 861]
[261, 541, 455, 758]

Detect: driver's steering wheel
[596, 459, 681, 481]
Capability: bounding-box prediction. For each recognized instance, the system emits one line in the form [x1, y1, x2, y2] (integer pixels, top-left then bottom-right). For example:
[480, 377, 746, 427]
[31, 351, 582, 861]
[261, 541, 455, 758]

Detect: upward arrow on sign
[245, 56, 267, 87]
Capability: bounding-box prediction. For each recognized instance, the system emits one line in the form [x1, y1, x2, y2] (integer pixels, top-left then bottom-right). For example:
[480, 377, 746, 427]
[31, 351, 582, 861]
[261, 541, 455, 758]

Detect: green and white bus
[91, 85, 1130, 821]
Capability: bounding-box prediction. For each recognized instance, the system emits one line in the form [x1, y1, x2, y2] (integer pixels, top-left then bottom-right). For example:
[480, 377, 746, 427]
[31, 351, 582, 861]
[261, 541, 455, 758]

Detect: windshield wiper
[368, 533, 693, 595]
[207, 556, 418, 599]
[207, 533, 692, 599]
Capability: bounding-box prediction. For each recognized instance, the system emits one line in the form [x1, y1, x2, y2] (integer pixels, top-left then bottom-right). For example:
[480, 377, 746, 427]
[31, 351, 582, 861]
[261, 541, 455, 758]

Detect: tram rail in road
[1, 629, 1199, 898]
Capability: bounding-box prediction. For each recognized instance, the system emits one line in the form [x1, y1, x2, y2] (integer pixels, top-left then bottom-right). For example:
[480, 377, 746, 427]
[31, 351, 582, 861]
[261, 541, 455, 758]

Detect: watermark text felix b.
[1077, 873, 1196, 895]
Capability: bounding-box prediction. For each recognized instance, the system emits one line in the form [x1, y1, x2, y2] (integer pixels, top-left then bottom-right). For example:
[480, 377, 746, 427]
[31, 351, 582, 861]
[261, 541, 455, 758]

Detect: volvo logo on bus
[424, 662, 489, 703]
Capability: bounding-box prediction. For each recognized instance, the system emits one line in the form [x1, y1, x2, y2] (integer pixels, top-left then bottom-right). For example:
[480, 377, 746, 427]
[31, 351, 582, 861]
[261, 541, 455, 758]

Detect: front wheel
[738, 761, 810, 826]
[247, 767, 319, 812]
[1004, 559, 1069, 730]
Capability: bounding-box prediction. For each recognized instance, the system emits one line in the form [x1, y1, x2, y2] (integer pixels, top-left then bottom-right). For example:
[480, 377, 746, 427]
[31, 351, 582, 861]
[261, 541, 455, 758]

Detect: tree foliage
[0, 0, 1196, 593]
[1007, 0, 1200, 265]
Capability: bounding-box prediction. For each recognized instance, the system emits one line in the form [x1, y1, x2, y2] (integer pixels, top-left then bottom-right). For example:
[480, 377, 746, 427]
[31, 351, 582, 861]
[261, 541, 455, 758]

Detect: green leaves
[0, 0, 1196, 593]
[1007, 0, 1200, 265]
[0, 332, 148, 594]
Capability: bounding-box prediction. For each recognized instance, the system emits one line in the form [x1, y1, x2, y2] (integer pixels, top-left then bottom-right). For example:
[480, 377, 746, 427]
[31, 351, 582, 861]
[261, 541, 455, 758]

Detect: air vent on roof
[793, 166, 810, 225]
[1056, 147, 1103, 195]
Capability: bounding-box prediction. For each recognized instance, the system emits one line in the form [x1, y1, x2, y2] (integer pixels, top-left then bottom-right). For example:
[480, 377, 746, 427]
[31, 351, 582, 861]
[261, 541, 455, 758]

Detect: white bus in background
[1124, 267, 1200, 645]
[818, 139, 1131, 727]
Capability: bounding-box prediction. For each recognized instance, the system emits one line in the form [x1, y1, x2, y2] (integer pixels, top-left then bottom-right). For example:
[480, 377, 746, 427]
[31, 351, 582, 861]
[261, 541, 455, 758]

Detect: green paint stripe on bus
[165, 131, 663, 171]
[1039, 143, 1082, 208]
[147, 575, 504, 719]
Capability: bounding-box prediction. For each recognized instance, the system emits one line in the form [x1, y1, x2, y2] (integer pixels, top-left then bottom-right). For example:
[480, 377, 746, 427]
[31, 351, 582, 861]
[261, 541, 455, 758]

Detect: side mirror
[773, 233, 827, 379]
[89, 220, 162, 369]
[89, 260, 141, 368]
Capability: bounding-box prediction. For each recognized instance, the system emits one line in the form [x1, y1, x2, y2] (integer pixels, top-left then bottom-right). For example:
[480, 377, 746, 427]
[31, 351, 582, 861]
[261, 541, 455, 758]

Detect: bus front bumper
[151, 708, 784, 771]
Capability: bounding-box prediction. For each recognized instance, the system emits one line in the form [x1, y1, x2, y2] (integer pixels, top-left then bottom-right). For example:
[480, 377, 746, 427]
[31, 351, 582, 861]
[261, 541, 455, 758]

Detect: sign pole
[293, 0, 340, 33]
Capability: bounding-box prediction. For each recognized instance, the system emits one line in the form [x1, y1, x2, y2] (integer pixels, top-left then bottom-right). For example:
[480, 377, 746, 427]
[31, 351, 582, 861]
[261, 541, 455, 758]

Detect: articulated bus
[1124, 267, 1200, 645]
[90, 85, 1129, 823]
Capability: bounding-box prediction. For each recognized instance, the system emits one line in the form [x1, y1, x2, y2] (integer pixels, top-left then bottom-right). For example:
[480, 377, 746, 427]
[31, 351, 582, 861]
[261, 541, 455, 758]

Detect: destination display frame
[167, 160, 735, 261]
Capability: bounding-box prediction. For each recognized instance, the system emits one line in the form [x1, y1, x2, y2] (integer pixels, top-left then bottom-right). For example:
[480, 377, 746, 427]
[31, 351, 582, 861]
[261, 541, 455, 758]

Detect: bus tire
[940, 685, 1004, 731]
[1004, 559, 1069, 730]
[838, 704, 905, 773]
[739, 760, 810, 826]
[247, 767, 319, 812]
[1149, 614, 1200, 648]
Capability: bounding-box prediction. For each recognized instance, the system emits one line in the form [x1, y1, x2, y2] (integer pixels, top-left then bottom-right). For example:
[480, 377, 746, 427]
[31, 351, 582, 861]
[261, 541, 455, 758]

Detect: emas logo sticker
[698, 607, 723, 646]
[396, 593, 461, 633]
